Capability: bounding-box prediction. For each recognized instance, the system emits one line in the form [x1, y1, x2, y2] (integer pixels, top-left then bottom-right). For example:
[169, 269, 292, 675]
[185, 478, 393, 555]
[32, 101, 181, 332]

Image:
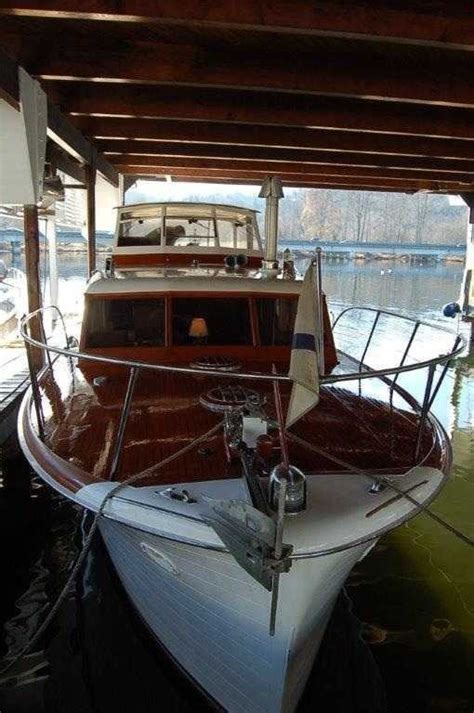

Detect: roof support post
[46, 215, 58, 311]
[23, 204, 44, 370]
[85, 162, 97, 277]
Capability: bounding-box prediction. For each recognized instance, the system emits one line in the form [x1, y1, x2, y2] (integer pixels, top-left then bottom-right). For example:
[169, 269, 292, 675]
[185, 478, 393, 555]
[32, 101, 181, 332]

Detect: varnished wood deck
[37, 360, 448, 488]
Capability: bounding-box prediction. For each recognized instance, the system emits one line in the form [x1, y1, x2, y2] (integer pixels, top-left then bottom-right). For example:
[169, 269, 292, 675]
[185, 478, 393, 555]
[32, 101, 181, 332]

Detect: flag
[286, 265, 321, 428]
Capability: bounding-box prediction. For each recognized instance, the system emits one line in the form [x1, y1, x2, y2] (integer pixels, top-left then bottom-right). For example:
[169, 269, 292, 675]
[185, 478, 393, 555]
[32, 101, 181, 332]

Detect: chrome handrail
[20, 304, 466, 476]
[20, 305, 466, 386]
[330, 306, 465, 383]
[332, 304, 461, 336]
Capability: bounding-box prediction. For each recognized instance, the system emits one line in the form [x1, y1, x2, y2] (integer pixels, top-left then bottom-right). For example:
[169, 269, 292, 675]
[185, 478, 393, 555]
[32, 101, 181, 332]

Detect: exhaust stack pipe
[259, 176, 284, 275]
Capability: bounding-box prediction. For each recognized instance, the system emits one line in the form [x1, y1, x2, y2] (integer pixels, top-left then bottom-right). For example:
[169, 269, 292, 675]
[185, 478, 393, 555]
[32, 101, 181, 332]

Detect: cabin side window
[118, 215, 162, 247]
[256, 298, 297, 346]
[217, 218, 253, 250]
[172, 298, 252, 346]
[85, 298, 166, 347]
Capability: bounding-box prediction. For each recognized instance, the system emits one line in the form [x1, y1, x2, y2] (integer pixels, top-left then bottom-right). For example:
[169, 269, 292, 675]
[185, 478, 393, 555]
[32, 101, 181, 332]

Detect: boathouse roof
[0, 1, 473, 199]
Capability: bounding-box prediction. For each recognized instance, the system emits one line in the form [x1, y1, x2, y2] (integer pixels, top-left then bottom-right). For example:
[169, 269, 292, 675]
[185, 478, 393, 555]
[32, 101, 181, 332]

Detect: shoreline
[0, 245, 465, 264]
[288, 248, 465, 263]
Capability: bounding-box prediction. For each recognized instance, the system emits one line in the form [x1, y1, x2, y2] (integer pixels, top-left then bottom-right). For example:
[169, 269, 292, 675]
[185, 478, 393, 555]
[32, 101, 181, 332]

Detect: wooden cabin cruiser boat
[18, 198, 464, 713]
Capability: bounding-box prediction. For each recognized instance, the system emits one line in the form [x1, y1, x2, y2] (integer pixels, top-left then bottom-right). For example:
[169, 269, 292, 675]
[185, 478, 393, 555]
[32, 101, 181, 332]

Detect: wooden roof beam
[74, 117, 474, 162]
[28, 41, 474, 109]
[115, 165, 444, 193]
[1, 1, 474, 51]
[0, 47, 118, 185]
[101, 143, 474, 175]
[46, 141, 86, 183]
[48, 84, 474, 141]
[48, 102, 118, 185]
[126, 173, 420, 193]
[112, 165, 474, 192]
[105, 155, 474, 183]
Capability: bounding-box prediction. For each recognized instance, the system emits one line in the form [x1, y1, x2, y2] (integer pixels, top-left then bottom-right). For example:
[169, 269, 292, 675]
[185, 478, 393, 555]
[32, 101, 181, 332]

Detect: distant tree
[279, 190, 305, 239]
[347, 192, 373, 242]
[301, 189, 343, 240]
[413, 194, 429, 243]
[124, 180, 468, 246]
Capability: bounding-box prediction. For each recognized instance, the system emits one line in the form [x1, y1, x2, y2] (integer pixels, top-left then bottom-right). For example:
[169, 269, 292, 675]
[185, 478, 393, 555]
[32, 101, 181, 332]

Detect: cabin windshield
[84, 295, 298, 349]
[116, 205, 261, 251]
[164, 217, 216, 247]
[172, 298, 251, 345]
[256, 299, 298, 346]
[85, 298, 166, 347]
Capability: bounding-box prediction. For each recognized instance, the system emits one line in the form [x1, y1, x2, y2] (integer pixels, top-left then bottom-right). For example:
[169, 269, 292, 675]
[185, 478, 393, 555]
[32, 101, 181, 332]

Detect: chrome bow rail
[20, 304, 466, 475]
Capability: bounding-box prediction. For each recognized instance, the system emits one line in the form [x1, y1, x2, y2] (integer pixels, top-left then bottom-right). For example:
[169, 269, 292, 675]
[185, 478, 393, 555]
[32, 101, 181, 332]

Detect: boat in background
[18, 194, 464, 712]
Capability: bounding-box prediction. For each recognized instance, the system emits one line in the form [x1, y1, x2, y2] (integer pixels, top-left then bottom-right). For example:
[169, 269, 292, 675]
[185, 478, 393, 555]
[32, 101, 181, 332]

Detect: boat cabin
[113, 202, 263, 269]
[79, 202, 337, 372]
[81, 272, 337, 373]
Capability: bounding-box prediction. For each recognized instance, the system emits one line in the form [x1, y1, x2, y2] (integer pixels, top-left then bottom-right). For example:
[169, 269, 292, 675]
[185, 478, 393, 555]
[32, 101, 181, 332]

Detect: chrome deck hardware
[269, 463, 307, 515]
[199, 384, 265, 413]
[190, 355, 241, 372]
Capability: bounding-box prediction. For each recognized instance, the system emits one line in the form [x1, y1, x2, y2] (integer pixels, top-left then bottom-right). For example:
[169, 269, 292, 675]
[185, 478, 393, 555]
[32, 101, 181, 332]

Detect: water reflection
[298, 258, 464, 322]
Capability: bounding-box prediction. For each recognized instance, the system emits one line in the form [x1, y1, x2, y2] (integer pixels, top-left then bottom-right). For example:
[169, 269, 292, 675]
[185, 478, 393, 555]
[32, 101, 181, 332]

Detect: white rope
[287, 431, 474, 548]
[0, 420, 224, 682]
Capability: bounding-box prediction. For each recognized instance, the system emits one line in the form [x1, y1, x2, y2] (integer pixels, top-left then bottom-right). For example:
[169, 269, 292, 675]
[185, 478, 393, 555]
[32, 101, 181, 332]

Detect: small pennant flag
[286, 265, 321, 428]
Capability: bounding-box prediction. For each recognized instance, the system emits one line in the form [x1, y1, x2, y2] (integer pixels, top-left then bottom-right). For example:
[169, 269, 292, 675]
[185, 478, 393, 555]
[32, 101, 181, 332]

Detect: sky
[128, 179, 466, 205]
[127, 180, 266, 202]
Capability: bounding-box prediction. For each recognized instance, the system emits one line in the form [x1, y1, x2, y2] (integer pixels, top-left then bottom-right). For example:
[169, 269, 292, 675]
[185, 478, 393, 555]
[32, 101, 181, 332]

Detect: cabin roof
[85, 270, 302, 296]
[117, 202, 259, 216]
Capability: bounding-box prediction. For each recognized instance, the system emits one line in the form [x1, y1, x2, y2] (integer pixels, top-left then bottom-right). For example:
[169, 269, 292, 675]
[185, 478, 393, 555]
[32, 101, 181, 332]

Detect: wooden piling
[46, 216, 58, 310]
[85, 163, 97, 277]
[23, 205, 44, 370]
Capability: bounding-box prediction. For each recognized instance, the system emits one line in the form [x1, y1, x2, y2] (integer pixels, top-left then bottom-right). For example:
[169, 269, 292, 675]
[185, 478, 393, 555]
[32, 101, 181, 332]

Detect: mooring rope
[287, 431, 474, 548]
[0, 420, 224, 682]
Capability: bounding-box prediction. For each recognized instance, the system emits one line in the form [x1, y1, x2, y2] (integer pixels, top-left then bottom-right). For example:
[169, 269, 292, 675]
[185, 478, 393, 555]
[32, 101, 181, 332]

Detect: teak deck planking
[38, 363, 446, 489]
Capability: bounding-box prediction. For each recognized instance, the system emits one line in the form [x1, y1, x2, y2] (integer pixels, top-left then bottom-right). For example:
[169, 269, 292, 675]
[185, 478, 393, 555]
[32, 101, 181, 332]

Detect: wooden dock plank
[0, 358, 30, 444]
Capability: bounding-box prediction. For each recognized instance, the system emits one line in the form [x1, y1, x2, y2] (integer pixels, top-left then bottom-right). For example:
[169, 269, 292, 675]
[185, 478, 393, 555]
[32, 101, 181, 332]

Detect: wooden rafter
[140, 175, 419, 194]
[101, 143, 474, 175]
[105, 154, 474, 184]
[20, 42, 474, 110]
[111, 165, 468, 193]
[0, 14, 473, 107]
[101, 157, 474, 183]
[73, 118, 474, 162]
[47, 142, 86, 183]
[46, 84, 474, 142]
[1, 1, 473, 51]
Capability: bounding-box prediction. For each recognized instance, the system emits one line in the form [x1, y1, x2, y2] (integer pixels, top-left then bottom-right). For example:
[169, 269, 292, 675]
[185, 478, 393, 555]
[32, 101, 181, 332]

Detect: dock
[0, 351, 29, 445]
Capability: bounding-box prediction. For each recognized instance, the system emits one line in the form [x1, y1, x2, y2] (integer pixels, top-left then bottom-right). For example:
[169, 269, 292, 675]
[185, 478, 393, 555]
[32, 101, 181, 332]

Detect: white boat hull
[99, 517, 370, 713]
[18, 389, 448, 711]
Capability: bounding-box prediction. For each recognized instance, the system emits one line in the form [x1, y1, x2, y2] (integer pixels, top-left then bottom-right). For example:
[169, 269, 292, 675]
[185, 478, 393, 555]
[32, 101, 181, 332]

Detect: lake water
[0, 254, 472, 713]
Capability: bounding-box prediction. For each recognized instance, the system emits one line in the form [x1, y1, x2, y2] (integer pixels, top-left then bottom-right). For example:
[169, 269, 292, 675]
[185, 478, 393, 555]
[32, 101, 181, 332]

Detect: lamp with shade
[188, 317, 209, 343]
